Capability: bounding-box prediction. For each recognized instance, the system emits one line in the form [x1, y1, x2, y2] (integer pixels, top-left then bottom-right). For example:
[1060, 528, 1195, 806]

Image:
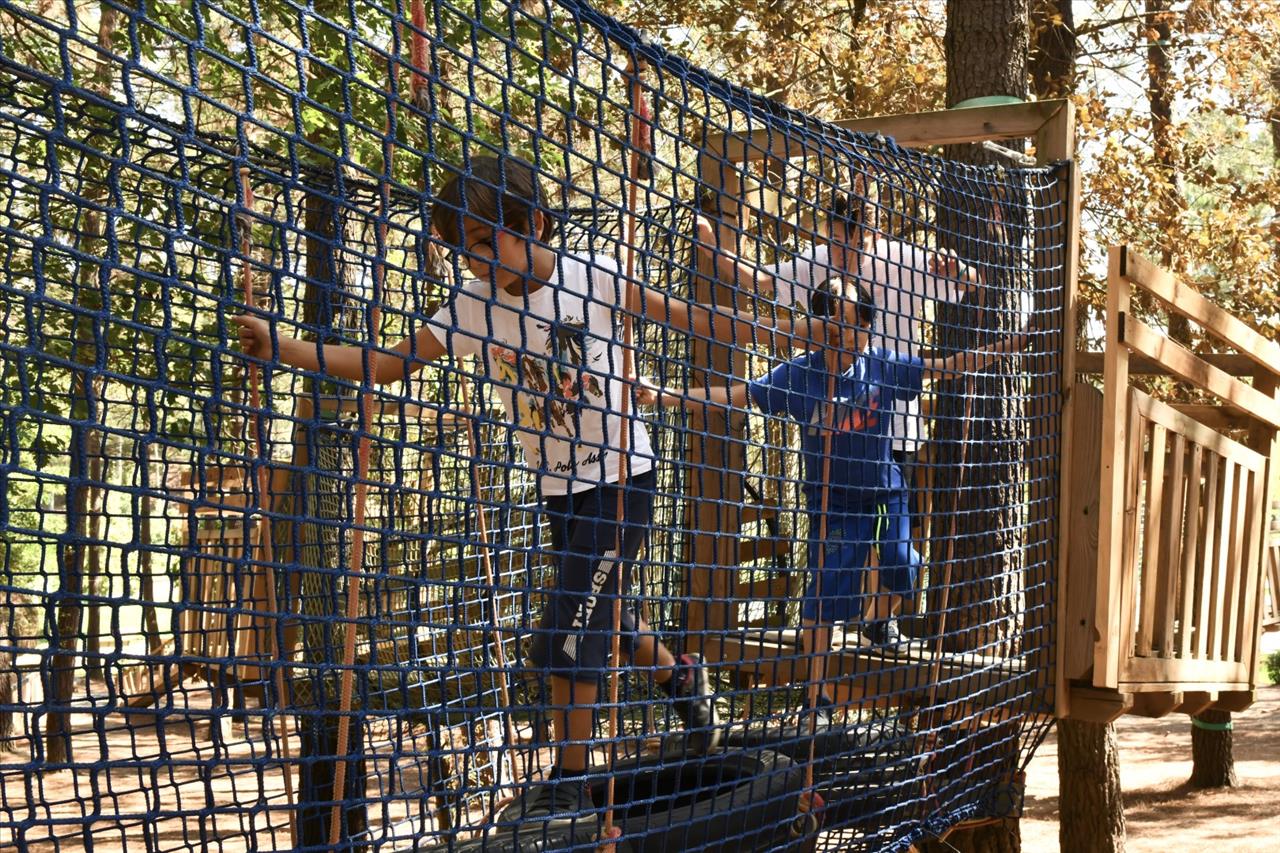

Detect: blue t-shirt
[748, 348, 924, 509]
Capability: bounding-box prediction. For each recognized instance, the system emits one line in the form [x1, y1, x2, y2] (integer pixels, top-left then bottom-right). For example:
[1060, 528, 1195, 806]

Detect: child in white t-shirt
[696, 192, 985, 643]
[235, 155, 753, 821]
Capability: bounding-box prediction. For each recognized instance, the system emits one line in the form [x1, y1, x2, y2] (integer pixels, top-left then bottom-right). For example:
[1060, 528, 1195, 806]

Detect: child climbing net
[0, 0, 1067, 850]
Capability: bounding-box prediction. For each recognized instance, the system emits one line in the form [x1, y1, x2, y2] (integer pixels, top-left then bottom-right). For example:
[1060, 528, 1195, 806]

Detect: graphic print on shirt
[487, 318, 604, 453]
[808, 383, 881, 437]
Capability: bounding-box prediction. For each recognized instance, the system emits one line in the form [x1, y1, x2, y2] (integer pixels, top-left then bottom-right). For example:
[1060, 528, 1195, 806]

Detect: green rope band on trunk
[1191, 717, 1233, 732]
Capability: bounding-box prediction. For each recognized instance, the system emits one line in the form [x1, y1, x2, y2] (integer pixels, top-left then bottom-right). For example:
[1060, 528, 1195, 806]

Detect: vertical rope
[919, 373, 976, 803]
[234, 165, 299, 847]
[325, 65, 396, 849]
[456, 376, 524, 801]
[799, 362, 839, 825]
[599, 56, 650, 851]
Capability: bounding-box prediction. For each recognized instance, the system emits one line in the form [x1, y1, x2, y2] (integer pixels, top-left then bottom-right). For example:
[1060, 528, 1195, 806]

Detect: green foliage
[1265, 650, 1280, 686]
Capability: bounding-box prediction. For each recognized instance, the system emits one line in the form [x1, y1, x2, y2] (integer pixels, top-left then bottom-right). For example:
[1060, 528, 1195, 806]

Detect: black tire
[404, 821, 616, 853]
[492, 749, 806, 853]
[411, 749, 807, 853]
[724, 718, 921, 832]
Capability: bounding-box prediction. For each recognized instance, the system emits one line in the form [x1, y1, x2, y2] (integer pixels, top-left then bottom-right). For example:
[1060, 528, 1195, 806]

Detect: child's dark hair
[810, 276, 875, 327]
[431, 155, 556, 246]
[828, 189, 865, 235]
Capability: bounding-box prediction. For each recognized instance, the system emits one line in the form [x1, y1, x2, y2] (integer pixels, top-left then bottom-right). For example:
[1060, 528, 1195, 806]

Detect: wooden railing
[1064, 246, 1280, 718]
[1264, 504, 1280, 633]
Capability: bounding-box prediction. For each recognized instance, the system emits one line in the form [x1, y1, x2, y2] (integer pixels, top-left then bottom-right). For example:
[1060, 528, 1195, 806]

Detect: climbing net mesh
[0, 0, 1068, 850]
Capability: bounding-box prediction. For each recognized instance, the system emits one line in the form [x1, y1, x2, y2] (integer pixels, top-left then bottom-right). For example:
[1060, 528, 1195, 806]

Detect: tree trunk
[46, 0, 118, 767]
[138, 440, 163, 654]
[83, 443, 109, 681]
[1029, 0, 1076, 99]
[1145, 0, 1191, 345]
[1189, 710, 1237, 788]
[1058, 719, 1127, 852]
[920, 4, 1028, 851]
[1270, 58, 1280, 272]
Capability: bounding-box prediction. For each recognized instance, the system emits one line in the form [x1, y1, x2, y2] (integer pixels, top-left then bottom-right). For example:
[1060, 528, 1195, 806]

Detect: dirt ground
[1021, 683, 1280, 852]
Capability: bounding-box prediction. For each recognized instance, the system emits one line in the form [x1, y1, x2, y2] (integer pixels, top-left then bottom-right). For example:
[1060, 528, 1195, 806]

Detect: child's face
[459, 215, 538, 290]
[823, 292, 871, 353]
[825, 219, 859, 274]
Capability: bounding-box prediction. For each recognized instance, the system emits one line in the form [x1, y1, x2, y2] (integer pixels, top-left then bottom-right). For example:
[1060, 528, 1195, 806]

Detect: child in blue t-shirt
[639, 275, 1028, 708]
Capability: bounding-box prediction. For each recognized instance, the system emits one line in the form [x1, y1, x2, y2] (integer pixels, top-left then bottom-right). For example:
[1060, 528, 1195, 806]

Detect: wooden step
[737, 537, 791, 564]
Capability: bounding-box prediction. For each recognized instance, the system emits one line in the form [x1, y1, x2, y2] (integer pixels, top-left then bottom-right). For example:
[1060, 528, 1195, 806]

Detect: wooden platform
[696, 628, 1041, 717]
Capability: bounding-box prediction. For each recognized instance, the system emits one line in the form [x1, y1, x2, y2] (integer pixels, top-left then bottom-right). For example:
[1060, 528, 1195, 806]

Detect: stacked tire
[724, 716, 922, 836]
[414, 748, 807, 852]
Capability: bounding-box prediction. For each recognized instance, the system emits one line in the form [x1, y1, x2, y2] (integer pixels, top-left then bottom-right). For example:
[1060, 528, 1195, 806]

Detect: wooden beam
[1064, 686, 1134, 723]
[1064, 383, 1103, 684]
[1209, 690, 1255, 713]
[1035, 100, 1077, 720]
[1168, 404, 1256, 433]
[1175, 691, 1214, 716]
[1094, 246, 1132, 689]
[1076, 351, 1258, 376]
[1130, 389, 1266, 472]
[1120, 247, 1280, 378]
[702, 100, 1069, 165]
[1121, 314, 1280, 429]
[1120, 655, 1249, 684]
[1130, 691, 1183, 719]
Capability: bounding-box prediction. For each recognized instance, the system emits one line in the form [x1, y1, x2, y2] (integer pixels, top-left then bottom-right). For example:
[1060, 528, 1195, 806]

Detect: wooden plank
[685, 165, 749, 646]
[1130, 387, 1266, 472]
[1209, 690, 1255, 713]
[1130, 691, 1183, 719]
[1120, 655, 1249, 685]
[1169, 404, 1258, 432]
[1065, 383, 1104, 682]
[1121, 314, 1280, 429]
[1119, 246, 1280, 378]
[1093, 246, 1133, 689]
[1207, 461, 1237, 663]
[1233, 468, 1266, 663]
[1221, 467, 1251, 663]
[1175, 691, 1214, 716]
[1117, 395, 1147, 673]
[1137, 423, 1168, 657]
[1076, 351, 1258, 376]
[1039, 105, 1079, 719]
[1195, 454, 1222, 660]
[1159, 433, 1187, 656]
[1243, 373, 1278, 687]
[734, 576, 790, 600]
[1178, 444, 1204, 658]
[703, 100, 1068, 165]
[737, 538, 791, 564]
[1064, 687, 1134, 723]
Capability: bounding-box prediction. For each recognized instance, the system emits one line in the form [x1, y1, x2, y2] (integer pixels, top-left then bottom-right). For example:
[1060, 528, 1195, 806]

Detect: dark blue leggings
[803, 489, 919, 623]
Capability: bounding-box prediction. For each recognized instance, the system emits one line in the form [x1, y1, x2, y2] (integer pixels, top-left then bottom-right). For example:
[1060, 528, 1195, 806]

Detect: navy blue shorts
[527, 470, 656, 683]
[803, 490, 919, 624]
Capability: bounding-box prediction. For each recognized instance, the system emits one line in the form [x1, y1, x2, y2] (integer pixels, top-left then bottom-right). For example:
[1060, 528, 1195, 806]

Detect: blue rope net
[0, 0, 1068, 850]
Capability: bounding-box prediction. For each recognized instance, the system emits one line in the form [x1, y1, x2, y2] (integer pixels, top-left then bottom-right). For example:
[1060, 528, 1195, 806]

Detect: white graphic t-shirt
[768, 239, 966, 452]
[429, 254, 654, 495]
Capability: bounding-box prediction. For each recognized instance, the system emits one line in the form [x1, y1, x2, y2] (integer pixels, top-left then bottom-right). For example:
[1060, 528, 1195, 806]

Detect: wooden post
[685, 151, 748, 663]
[1032, 100, 1078, 718]
[1094, 247, 1132, 689]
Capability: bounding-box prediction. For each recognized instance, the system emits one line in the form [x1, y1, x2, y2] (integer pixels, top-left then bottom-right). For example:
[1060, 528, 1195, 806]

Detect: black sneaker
[506, 775, 596, 822]
[800, 695, 835, 731]
[668, 653, 721, 754]
[862, 618, 907, 651]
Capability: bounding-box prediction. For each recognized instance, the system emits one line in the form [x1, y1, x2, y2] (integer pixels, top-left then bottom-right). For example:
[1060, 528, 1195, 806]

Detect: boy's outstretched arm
[694, 216, 781, 300]
[626, 270, 816, 351]
[920, 332, 1029, 381]
[234, 313, 447, 385]
[634, 376, 751, 411]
